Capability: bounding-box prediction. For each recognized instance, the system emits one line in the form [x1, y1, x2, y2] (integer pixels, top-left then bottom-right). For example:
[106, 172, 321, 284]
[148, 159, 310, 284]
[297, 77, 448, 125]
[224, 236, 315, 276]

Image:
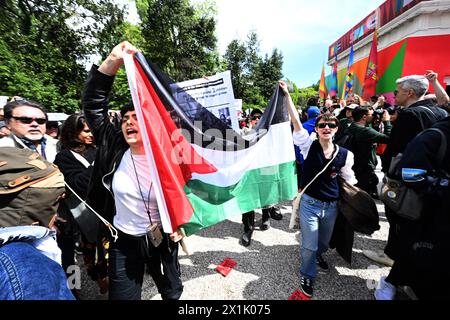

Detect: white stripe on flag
[191, 122, 295, 186]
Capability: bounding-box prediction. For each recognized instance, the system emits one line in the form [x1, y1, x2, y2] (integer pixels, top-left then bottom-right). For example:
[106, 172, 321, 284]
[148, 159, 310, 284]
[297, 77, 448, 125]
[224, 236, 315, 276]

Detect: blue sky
[213, 0, 386, 88]
[125, 0, 386, 88]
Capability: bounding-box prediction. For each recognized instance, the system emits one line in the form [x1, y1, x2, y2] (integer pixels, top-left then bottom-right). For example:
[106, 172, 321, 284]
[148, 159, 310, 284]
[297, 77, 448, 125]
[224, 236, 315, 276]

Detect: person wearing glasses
[279, 80, 357, 299]
[239, 108, 283, 247]
[82, 41, 184, 300]
[0, 100, 58, 162]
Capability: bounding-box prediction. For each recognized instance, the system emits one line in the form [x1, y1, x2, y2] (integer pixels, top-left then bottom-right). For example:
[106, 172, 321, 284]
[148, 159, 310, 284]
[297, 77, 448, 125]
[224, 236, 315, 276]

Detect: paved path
[78, 201, 390, 300]
[78, 165, 390, 300]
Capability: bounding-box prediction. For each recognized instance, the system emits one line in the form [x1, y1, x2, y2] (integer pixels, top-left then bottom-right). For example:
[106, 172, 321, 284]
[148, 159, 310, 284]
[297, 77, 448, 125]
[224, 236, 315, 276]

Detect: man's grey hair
[396, 75, 429, 97]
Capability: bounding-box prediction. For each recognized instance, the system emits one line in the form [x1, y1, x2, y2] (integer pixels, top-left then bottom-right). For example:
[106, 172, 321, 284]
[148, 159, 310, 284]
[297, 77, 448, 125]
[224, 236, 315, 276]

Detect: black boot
[241, 211, 255, 247]
[269, 206, 283, 221]
[260, 208, 271, 231]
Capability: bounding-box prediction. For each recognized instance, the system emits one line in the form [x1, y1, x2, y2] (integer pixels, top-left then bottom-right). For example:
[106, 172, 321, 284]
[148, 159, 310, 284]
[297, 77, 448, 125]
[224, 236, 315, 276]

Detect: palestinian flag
[124, 52, 297, 236]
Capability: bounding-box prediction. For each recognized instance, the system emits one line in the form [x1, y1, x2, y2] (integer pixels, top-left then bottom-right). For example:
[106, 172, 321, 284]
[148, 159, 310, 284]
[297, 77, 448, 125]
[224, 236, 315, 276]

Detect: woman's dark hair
[314, 114, 340, 127]
[59, 113, 91, 152]
[250, 108, 262, 117]
[120, 102, 135, 118]
[3, 100, 48, 120]
[306, 96, 319, 107]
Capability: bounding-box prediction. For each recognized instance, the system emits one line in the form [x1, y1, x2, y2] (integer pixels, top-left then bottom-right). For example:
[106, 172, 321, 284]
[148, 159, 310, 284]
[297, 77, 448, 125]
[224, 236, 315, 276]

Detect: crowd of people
[1, 41, 449, 300]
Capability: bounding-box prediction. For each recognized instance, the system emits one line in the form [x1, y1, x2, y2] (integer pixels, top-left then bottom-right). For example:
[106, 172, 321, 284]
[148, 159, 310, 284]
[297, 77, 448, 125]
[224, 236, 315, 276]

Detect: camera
[146, 223, 163, 248]
[373, 108, 385, 116]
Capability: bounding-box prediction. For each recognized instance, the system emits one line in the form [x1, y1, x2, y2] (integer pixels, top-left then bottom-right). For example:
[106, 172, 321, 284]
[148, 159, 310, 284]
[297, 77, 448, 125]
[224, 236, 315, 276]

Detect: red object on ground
[215, 258, 237, 277]
[288, 289, 311, 300]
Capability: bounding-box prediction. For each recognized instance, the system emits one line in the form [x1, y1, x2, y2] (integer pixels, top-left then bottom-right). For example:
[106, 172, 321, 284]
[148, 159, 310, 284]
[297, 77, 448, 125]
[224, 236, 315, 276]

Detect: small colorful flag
[342, 45, 355, 100]
[363, 29, 379, 100]
[329, 53, 338, 98]
[319, 64, 327, 100]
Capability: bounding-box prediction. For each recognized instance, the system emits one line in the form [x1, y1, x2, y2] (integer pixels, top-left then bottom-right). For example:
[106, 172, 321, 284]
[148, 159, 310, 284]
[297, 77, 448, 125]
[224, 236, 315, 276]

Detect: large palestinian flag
[124, 52, 297, 236]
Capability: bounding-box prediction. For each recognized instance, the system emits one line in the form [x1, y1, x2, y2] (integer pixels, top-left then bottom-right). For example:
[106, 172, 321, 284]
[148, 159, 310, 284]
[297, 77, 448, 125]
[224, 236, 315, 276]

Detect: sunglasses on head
[12, 116, 46, 125]
[317, 122, 337, 129]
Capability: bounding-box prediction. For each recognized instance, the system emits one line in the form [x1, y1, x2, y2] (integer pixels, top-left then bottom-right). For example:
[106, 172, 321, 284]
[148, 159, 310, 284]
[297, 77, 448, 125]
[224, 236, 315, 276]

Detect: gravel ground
[78, 204, 390, 301]
[77, 168, 390, 301]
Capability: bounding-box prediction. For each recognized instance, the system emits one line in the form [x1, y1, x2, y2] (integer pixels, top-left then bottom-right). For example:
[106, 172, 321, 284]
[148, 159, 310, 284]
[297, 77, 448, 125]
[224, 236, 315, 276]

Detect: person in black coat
[364, 75, 448, 269]
[376, 116, 450, 300]
[82, 42, 184, 300]
[54, 113, 108, 296]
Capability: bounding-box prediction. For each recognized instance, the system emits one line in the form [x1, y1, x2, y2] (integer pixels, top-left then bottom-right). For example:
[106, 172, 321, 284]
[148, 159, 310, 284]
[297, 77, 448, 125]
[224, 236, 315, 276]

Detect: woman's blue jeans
[299, 193, 338, 280]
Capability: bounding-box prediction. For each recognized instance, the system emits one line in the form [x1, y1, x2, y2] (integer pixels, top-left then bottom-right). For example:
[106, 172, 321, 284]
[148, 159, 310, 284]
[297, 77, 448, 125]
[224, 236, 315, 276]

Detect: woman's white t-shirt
[112, 149, 161, 236]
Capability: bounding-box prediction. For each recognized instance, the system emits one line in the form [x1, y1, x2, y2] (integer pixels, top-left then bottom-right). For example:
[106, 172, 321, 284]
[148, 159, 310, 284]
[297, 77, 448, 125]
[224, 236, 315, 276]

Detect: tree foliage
[224, 31, 284, 111]
[0, 0, 127, 112]
[0, 0, 312, 115]
[137, 0, 220, 82]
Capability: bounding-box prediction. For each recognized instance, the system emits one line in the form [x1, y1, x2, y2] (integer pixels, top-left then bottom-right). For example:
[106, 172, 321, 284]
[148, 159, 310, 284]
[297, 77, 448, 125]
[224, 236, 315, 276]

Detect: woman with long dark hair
[54, 113, 108, 297]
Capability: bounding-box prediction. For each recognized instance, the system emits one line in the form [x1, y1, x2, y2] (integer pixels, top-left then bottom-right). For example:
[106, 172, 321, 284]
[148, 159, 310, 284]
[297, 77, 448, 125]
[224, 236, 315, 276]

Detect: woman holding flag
[279, 80, 357, 299]
[82, 41, 183, 300]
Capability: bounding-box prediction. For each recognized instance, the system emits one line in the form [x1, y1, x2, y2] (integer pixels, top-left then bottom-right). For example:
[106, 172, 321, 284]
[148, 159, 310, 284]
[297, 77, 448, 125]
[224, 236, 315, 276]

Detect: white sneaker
[363, 250, 394, 267]
[375, 276, 396, 300]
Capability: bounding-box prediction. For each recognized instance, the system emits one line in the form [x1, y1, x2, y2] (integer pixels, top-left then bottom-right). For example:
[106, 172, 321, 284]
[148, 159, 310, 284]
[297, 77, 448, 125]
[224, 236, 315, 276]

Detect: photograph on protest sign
[171, 71, 240, 132]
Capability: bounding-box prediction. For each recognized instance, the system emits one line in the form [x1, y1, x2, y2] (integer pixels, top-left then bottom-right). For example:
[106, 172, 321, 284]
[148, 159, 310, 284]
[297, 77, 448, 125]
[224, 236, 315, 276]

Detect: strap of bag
[414, 105, 444, 130]
[70, 150, 92, 168]
[423, 128, 447, 170]
[289, 144, 340, 230]
[63, 181, 118, 242]
[298, 144, 340, 198]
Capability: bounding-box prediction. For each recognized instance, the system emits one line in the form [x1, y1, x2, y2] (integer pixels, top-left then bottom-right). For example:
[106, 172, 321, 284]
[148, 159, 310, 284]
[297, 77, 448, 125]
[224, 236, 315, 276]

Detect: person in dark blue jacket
[375, 116, 450, 300]
[280, 81, 357, 299]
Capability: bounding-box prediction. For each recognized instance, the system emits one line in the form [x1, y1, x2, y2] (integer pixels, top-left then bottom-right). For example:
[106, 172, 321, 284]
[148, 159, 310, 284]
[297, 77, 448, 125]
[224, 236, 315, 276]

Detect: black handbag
[58, 193, 99, 243]
[338, 177, 380, 235]
[380, 128, 447, 221]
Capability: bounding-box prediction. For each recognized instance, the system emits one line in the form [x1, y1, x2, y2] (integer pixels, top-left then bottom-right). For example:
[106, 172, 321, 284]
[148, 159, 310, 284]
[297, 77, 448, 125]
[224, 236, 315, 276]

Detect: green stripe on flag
[181, 161, 297, 236]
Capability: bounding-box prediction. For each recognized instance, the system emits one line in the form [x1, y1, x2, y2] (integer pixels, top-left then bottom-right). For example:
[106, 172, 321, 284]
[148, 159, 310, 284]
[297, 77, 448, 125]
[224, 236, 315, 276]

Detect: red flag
[363, 30, 378, 99]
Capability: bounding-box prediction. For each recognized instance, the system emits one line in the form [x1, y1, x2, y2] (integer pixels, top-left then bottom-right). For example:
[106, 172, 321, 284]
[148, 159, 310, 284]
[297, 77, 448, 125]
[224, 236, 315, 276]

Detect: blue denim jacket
[0, 226, 75, 300]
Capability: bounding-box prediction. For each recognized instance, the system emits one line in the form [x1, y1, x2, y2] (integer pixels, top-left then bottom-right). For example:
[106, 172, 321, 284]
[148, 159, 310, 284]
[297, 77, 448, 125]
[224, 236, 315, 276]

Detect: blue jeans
[299, 193, 338, 280]
[0, 242, 75, 300]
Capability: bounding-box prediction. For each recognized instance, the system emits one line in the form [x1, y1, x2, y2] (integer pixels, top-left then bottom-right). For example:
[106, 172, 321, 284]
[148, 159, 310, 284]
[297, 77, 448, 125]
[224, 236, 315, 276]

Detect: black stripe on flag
[135, 53, 289, 151]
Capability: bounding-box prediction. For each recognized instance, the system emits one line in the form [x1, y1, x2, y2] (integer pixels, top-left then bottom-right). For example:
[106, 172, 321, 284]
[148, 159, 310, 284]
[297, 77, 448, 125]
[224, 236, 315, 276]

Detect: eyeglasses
[11, 116, 46, 125]
[317, 122, 337, 129]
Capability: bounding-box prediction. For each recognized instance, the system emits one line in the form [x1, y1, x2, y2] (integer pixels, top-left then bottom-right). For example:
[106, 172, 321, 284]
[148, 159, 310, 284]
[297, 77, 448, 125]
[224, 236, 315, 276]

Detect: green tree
[224, 31, 283, 111]
[137, 0, 220, 82]
[297, 87, 319, 109]
[224, 39, 247, 101]
[0, 0, 127, 112]
[256, 49, 284, 100]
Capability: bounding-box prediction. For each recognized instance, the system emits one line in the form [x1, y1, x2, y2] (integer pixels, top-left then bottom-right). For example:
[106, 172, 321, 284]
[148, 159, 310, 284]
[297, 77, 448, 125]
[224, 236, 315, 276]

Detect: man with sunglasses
[0, 100, 58, 162]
